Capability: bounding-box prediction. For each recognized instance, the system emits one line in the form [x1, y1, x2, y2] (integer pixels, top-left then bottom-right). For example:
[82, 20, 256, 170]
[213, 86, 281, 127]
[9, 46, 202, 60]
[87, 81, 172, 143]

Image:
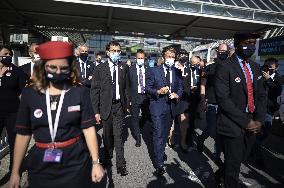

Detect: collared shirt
[136, 64, 145, 94]
[30, 61, 35, 75]
[108, 60, 120, 100]
[236, 55, 254, 83]
[163, 65, 172, 92]
[78, 58, 87, 78]
[190, 67, 199, 87]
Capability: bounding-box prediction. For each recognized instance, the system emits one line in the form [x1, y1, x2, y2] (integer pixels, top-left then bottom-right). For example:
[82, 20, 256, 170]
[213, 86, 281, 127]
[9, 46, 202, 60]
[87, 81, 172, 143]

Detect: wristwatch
[92, 159, 101, 166]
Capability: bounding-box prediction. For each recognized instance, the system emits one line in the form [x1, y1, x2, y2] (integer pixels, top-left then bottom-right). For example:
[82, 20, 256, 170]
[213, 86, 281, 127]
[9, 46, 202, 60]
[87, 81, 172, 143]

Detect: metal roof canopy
[0, 0, 283, 41]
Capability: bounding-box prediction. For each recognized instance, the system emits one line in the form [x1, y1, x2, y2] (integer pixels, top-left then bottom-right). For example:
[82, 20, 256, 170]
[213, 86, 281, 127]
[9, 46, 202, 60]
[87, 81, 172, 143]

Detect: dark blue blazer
[146, 66, 183, 117]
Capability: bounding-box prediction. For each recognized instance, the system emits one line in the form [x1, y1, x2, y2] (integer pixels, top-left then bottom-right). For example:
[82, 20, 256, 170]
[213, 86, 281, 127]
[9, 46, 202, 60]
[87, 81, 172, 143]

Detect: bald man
[20, 43, 40, 78]
[76, 44, 95, 88]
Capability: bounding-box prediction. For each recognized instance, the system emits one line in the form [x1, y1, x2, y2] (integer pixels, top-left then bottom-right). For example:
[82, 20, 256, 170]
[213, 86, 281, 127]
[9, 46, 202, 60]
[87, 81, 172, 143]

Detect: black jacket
[215, 53, 266, 137]
[90, 61, 130, 120]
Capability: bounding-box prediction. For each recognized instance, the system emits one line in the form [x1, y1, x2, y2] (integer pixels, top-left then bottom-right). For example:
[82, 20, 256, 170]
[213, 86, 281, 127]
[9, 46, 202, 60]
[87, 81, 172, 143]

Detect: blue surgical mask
[148, 59, 155, 67]
[165, 58, 175, 68]
[136, 59, 144, 66]
[110, 52, 120, 64]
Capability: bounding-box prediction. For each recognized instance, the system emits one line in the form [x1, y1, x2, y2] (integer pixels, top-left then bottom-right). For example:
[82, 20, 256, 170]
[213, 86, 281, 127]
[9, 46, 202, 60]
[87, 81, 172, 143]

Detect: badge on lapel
[257, 76, 262, 80]
[120, 66, 123, 70]
[235, 77, 241, 83]
[6, 72, 11, 77]
[34, 109, 43, 118]
[87, 65, 90, 68]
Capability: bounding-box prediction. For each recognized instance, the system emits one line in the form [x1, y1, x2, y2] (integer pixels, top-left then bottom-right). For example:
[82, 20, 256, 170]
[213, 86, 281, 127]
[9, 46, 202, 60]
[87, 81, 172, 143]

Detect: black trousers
[221, 132, 256, 188]
[102, 102, 126, 169]
[131, 95, 150, 141]
[0, 113, 17, 171]
[186, 92, 200, 146]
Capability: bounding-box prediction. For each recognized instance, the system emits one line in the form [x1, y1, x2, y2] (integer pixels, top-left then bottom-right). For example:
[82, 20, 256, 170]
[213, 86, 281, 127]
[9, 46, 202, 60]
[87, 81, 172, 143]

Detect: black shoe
[117, 166, 128, 176]
[164, 154, 167, 162]
[154, 166, 166, 177]
[196, 136, 204, 153]
[135, 141, 141, 147]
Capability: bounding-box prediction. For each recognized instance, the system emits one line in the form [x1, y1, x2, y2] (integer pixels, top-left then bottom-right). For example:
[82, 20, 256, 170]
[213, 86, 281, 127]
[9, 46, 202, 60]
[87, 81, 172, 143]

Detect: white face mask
[33, 54, 40, 61]
[165, 58, 175, 67]
[137, 59, 144, 66]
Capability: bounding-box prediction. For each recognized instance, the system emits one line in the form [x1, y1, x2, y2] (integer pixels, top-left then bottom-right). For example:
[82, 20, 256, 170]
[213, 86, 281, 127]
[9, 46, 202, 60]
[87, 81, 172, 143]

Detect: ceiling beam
[106, 7, 114, 31]
[169, 17, 201, 38]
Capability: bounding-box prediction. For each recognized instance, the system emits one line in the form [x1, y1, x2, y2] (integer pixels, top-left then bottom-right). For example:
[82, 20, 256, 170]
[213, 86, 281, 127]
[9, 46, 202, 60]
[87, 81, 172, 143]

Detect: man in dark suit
[94, 52, 104, 67]
[129, 49, 150, 147]
[76, 44, 95, 88]
[20, 43, 40, 78]
[146, 46, 183, 176]
[91, 41, 130, 176]
[215, 32, 266, 188]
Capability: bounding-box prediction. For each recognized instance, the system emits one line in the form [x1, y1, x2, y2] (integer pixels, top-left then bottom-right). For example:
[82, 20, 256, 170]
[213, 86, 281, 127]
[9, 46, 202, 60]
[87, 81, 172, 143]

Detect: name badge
[68, 105, 80, 112]
[43, 148, 63, 163]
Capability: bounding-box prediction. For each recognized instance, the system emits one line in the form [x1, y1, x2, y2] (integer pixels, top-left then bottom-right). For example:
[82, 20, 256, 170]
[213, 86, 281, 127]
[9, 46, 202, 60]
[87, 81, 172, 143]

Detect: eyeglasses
[45, 64, 70, 74]
[109, 49, 121, 53]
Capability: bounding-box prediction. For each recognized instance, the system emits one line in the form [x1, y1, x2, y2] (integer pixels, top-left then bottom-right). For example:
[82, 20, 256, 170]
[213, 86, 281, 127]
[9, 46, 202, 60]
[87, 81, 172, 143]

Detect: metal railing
[0, 128, 9, 160]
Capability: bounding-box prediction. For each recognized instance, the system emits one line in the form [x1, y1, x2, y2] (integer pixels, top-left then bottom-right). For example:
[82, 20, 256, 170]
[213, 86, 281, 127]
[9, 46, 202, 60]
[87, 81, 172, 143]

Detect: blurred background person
[252, 57, 282, 168]
[0, 45, 28, 176]
[76, 44, 94, 88]
[20, 43, 40, 78]
[94, 52, 104, 67]
[9, 41, 104, 188]
[197, 43, 230, 166]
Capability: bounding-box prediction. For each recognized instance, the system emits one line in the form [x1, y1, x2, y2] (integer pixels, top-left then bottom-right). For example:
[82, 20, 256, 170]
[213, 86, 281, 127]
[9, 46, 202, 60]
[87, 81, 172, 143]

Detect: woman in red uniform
[9, 41, 104, 188]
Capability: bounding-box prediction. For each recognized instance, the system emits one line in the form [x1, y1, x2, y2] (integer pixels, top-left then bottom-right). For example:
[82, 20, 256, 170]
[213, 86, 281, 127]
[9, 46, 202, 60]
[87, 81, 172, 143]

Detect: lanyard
[45, 85, 66, 143]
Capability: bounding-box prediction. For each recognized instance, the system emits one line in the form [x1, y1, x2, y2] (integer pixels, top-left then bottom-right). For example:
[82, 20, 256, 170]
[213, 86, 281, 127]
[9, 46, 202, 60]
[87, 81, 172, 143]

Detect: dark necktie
[166, 68, 171, 90]
[81, 62, 85, 79]
[139, 67, 145, 93]
[243, 60, 254, 113]
[112, 65, 116, 100]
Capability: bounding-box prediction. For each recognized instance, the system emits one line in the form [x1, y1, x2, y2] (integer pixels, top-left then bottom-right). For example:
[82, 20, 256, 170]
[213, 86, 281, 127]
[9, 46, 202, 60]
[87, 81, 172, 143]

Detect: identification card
[51, 102, 57, 111]
[43, 148, 63, 163]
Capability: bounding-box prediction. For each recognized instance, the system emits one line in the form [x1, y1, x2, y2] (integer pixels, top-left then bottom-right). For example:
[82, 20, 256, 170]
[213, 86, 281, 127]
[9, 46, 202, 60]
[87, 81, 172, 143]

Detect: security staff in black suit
[76, 44, 95, 88]
[186, 55, 202, 148]
[20, 43, 40, 78]
[94, 52, 104, 67]
[197, 43, 230, 161]
[91, 41, 130, 176]
[215, 32, 266, 188]
[129, 49, 150, 147]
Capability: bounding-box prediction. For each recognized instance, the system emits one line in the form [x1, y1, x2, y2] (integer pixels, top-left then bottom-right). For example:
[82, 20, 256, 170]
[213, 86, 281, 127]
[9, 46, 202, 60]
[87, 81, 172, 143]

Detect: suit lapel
[231, 55, 247, 94]
[104, 61, 112, 84]
[159, 66, 166, 86]
[249, 61, 258, 92]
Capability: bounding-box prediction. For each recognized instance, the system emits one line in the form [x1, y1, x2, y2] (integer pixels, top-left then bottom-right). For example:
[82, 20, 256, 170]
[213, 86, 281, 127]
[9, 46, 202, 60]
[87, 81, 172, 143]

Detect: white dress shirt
[108, 60, 120, 100]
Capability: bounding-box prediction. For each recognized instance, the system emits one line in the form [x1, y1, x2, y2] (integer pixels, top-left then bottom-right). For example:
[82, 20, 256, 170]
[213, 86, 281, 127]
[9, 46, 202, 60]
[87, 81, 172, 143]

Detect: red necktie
[243, 60, 254, 113]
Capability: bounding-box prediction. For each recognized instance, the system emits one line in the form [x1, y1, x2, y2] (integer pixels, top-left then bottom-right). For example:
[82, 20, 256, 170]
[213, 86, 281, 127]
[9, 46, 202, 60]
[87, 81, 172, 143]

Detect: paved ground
[1, 117, 284, 188]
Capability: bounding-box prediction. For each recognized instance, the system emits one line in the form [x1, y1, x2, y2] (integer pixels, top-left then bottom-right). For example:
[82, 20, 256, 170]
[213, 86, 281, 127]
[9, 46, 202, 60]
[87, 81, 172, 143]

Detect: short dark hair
[106, 41, 121, 51]
[264, 57, 279, 67]
[136, 49, 144, 54]
[177, 49, 189, 57]
[0, 45, 13, 56]
[233, 32, 259, 47]
[162, 46, 176, 57]
[195, 55, 202, 61]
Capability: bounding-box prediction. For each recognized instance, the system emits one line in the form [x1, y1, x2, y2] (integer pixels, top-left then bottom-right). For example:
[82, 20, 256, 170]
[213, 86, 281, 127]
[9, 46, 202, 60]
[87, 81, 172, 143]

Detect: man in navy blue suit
[129, 49, 150, 147]
[146, 46, 183, 176]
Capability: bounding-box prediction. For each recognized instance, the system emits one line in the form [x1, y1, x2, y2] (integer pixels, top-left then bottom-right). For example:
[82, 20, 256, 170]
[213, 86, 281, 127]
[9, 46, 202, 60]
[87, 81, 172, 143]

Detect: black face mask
[179, 56, 189, 65]
[46, 72, 69, 84]
[237, 44, 256, 59]
[190, 64, 199, 69]
[217, 52, 229, 61]
[0, 56, 12, 66]
[79, 53, 88, 62]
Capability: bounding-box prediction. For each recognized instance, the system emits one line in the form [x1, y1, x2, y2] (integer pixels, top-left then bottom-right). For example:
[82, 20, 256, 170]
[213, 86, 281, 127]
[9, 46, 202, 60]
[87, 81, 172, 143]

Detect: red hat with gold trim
[37, 41, 73, 60]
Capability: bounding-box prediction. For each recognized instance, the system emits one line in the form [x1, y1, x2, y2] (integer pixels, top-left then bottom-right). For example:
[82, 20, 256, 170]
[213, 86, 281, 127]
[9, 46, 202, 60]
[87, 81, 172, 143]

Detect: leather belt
[35, 136, 80, 149]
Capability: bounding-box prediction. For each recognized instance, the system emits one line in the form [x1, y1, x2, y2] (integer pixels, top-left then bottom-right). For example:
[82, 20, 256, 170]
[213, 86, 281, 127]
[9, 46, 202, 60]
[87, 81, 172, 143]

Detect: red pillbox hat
[37, 41, 73, 60]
